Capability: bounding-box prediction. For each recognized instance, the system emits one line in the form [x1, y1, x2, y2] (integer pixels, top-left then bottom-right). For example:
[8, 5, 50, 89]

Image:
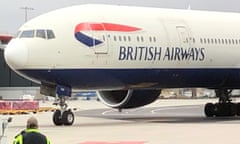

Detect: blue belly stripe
[18, 68, 240, 89]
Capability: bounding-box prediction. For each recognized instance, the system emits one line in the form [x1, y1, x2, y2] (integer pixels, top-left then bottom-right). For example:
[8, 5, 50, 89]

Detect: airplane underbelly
[17, 68, 239, 89]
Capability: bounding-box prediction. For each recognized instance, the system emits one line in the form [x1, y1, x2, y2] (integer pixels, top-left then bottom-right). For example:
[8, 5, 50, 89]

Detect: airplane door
[91, 23, 109, 54]
[163, 22, 193, 48]
[176, 26, 192, 48]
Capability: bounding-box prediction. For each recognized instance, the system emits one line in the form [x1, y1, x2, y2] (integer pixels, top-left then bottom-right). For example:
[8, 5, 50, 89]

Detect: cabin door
[91, 23, 109, 54]
[176, 26, 192, 48]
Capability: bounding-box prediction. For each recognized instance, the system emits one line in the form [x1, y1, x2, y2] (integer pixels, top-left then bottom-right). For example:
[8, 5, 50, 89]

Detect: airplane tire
[204, 103, 215, 117]
[62, 110, 74, 126]
[53, 110, 63, 126]
[229, 103, 237, 116]
[215, 103, 227, 117]
[215, 103, 236, 117]
[236, 103, 240, 116]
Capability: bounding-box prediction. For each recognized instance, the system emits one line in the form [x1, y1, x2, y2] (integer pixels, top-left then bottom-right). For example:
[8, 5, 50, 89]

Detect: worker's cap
[26, 116, 38, 129]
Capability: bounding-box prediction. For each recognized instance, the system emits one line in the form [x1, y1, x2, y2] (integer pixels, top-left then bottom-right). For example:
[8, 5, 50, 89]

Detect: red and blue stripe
[74, 22, 141, 47]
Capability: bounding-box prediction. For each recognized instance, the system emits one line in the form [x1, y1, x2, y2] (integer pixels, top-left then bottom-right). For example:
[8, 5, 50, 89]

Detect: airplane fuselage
[6, 4, 240, 125]
[5, 4, 240, 90]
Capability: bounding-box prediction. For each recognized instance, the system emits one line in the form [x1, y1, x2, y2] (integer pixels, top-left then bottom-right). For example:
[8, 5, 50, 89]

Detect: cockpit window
[20, 30, 34, 38]
[36, 29, 46, 39]
[47, 30, 55, 39]
[18, 29, 55, 39]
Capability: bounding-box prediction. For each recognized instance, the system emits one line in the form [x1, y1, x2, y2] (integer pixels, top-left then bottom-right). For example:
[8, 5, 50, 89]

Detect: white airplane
[4, 4, 240, 125]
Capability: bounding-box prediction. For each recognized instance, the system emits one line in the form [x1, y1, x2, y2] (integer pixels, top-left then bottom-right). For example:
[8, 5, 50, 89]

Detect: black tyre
[62, 110, 74, 126]
[236, 103, 240, 116]
[215, 103, 235, 117]
[53, 110, 63, 126]
[204, 103, 215, 117]
[229, 103, 237, 116]
[215, 103, 226, 117]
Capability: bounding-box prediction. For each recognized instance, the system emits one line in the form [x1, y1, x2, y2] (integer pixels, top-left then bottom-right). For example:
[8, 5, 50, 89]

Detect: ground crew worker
[13, 116, 51, 144]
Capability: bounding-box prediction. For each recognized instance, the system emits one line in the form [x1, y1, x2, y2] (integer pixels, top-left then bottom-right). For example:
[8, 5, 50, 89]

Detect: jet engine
[97, 89, 160, 109]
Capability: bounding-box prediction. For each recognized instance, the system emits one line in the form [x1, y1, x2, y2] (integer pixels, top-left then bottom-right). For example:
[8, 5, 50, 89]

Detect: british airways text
[118, 46, 205, 61]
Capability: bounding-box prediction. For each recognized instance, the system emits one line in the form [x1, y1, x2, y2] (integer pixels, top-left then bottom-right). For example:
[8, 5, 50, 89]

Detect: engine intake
[97, 89, 160, 109]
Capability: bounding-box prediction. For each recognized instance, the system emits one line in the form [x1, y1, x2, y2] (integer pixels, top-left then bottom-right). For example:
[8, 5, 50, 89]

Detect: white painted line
[102, 109, 116, 115]
[102, 109, 130, 115]
[151, 105, 201, 114]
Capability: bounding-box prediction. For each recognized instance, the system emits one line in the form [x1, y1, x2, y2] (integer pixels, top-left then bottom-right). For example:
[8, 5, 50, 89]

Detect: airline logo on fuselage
[74, 22, 141, 47]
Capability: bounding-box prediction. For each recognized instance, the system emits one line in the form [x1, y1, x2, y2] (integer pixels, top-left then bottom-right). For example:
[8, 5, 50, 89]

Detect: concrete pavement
[3, 98, 240, 144]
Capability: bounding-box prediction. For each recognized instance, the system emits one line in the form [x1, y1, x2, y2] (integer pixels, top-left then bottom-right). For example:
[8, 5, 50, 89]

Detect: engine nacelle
[97, 89, 160, 109]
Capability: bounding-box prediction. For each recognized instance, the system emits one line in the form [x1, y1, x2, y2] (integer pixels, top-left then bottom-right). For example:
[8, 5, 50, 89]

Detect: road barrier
[0, 101, 56, 114]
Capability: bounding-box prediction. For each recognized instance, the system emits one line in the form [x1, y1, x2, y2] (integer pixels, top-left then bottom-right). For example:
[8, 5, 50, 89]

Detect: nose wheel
[52, 95, 75, 126]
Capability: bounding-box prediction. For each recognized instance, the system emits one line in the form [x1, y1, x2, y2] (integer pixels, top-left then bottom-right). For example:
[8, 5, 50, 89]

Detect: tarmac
[3, 98, 240, 144]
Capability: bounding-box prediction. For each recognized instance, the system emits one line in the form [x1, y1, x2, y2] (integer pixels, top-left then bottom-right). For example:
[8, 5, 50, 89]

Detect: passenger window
[36, 30, 46, 39]
[47, 30, 55, 39]
[193, 38, 195, 43]
[113, 36, 117, 41]
[200, 38, 202, 43]
[128, 36, 131, 41]
[119, 36, 122, 41]
[123, 36, 127, 42]
[225, 39, 228, 44]
[149, 37, 152, 42]
[20, 30, 34, 38]
[141, 36, 144, 42]
[153, 37, 156, 42]
[236, 39, 238, 44]
[137, 36, 140, 42]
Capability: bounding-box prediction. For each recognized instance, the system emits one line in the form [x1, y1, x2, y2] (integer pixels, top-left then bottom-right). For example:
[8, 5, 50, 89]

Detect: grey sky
[1, 0, 240, 34]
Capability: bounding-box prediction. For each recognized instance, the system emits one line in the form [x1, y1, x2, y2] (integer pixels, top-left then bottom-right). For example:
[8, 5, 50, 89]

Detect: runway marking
[151, 105, 201, 114]
[102, 109, 141, 115]
[80, 141, 146, 144]
[102, 109, 114, 115]
[101, 105, 201, 115]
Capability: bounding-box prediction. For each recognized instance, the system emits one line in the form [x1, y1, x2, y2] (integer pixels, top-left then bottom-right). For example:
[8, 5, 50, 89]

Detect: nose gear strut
[52, 85, 74, 126]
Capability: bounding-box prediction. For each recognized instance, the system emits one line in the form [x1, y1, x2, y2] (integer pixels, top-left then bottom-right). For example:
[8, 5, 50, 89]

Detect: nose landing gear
[52, 85, 74, 126]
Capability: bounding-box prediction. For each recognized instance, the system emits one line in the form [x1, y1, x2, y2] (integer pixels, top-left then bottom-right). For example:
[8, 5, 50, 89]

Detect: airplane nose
[4, 39, 28, 69]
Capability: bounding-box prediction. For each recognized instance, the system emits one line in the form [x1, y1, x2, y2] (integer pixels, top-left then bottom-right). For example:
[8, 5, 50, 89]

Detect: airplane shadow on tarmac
[75, 104, 240, 124]
[9, 105, 240, 130]
[115, 116, 240, 124]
